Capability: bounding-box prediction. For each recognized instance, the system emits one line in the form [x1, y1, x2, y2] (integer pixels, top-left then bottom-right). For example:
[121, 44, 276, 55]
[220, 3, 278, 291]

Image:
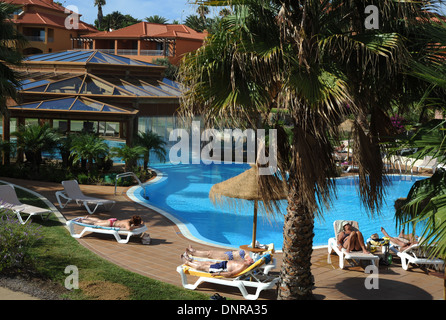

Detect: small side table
[239, 244, 269, 254]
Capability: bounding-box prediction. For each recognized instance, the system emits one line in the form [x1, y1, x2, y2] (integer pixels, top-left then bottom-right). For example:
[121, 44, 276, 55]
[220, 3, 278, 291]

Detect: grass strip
[7, 186, 209, 300]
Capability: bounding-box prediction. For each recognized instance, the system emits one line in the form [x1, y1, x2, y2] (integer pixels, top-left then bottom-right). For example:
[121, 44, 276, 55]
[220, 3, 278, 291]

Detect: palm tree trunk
[278, 181, 315, 300]
[97, 5, 103, 29]
[143, 153, 149, 171]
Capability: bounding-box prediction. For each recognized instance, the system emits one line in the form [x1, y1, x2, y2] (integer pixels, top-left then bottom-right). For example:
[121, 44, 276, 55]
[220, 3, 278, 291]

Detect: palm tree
[197, 5, 210, 19]
[135, 131, 167, 171]
[94, 0, 106, 29]
[0, 140, 15, 165]
[0, 2, 26, 115]
[392, 118, 446, 298]
[145, 15, 169, 24]
[184, 14, 208, 32]
[71, 133, 109, 172]
[179, 0, 446, 299]
[56, 134, 76, 169]
[111, 144, 145, 172]
[13, 124, 60, 170]
[219, 8, 232, 17]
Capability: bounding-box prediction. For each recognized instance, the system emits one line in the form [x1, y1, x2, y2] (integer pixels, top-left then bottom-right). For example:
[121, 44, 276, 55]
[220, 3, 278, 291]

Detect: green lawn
[7, 185, 210, 300]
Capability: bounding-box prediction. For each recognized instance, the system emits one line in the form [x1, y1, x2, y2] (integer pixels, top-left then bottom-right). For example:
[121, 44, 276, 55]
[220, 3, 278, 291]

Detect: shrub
[0, 208, 43, 272]
[76, 173, 90, 185]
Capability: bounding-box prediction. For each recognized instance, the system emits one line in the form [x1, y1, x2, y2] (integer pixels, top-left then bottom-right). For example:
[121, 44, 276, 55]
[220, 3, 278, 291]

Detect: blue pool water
[133, 162, 425, 250]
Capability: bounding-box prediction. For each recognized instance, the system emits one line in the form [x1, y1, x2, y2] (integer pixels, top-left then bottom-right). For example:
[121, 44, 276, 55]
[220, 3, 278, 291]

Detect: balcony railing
[25, 36, 45, 42]
[96, 49, 115, 54]
[115, 49, 167, 56]
[73, 49, 172, 57]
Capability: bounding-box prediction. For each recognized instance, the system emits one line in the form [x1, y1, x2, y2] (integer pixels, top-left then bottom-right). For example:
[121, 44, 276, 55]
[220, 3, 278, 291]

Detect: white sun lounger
[415, 156, 438, 174]
[66, 217, 148, 244]
[328, 220, 379, 270]
[0, 184, 51, 224]
[176, 252, 279, 300]
[56, 180, 116, 214]
[389, 242, 444, 271]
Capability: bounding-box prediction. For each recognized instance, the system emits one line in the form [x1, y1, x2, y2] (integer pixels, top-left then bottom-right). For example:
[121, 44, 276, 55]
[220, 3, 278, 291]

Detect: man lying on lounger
[181, 252, 254, 278]
[186, 245, 249, 261]
[79, 215, 144, 230]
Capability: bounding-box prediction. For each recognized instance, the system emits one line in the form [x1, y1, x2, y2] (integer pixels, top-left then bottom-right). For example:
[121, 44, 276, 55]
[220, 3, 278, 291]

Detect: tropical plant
[0, 208, 42, 272]
[135, 131, 167, 170]
[145, 15, 169, 24]
[99, 11, 141, 31]
[13, 124, 60, 170]
[152, 58, 179, 80]
[56, 134, 76, 169]
[0, 140, 15, 165]
[0, 2, 27, 115]
[391, 117, 446, 296]
[179, 0, 446, 299]
[184, 14, 208, 32]
[197, 4, 210, 19]
[70, 133, 109, 172]
[94, 0, 106, 29]
[111, 144, 145, 172]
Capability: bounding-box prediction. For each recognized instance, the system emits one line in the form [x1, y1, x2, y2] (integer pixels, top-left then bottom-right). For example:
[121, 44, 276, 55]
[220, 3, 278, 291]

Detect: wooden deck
[2, 177, 444, 300]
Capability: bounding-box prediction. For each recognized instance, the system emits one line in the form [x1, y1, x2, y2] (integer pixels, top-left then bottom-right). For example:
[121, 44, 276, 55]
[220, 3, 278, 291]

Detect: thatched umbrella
[209, 165, 287, 248]
[339, 119, 354, 132]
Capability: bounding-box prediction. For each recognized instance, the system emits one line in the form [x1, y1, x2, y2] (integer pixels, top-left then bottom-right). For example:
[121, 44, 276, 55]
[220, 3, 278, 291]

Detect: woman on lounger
[181, 252, 254, 278]
[185, 245, 248, 261]
[381, 227, 418, 251]
[337, 221, 370, 254]
[80, 215, 144, 230]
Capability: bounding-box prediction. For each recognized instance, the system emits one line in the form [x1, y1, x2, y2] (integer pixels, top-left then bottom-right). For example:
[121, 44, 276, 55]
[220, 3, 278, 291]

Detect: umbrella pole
[252, 200, 258, 248]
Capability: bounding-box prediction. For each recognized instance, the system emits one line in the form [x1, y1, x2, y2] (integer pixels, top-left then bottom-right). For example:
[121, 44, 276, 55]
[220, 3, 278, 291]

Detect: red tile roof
[10, 11, 96, 31]
[83, 22, 207, 41]
[4, 0, 97, 32]
[4, 0, 66, 13]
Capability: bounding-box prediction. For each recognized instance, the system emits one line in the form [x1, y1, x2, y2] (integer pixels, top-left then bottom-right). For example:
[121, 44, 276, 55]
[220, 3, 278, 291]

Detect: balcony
[25, 35, 45, 42]
[115, 49, 166, 56]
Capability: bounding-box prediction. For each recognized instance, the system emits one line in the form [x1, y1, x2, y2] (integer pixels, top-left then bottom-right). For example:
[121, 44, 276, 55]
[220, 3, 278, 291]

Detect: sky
[60, 0, 222, 25]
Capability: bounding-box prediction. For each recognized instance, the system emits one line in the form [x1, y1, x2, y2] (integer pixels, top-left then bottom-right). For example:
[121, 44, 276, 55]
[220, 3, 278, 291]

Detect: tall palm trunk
[278, 179, 315, 300]
[97, 5, 103, 29]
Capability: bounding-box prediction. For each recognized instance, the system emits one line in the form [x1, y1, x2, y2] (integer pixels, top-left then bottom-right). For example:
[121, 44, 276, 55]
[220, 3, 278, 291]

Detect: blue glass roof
[19, 79, 51, 90]
[24, 50, 157, 66]
[9, 97, 131, 114]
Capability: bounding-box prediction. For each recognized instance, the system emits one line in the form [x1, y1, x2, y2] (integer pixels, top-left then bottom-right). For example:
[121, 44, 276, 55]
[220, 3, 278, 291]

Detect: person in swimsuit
[180, 252, 254, 278]
[337, 221, 369, 254]
[185, 245, 247, 261]
[381, 227, 418, 252]
[79, 215, 144, 230]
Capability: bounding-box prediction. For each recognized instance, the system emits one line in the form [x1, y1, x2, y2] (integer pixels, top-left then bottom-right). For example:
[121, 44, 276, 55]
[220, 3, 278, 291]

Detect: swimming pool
[130, 162, 425, 251]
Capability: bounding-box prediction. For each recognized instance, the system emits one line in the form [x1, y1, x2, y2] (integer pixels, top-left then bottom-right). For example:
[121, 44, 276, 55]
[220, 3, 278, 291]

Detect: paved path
[0, 287, 39, 300]
[1, 177, 444, 300]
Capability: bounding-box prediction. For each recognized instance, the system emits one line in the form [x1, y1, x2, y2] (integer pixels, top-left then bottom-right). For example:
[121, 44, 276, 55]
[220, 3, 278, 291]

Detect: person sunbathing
[337, 221, 370, 254]
[181, 252, 254, 278]
[185, 245, 248, 261]
[80, 215, 144, 230]
[381, 227, 418, 251]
